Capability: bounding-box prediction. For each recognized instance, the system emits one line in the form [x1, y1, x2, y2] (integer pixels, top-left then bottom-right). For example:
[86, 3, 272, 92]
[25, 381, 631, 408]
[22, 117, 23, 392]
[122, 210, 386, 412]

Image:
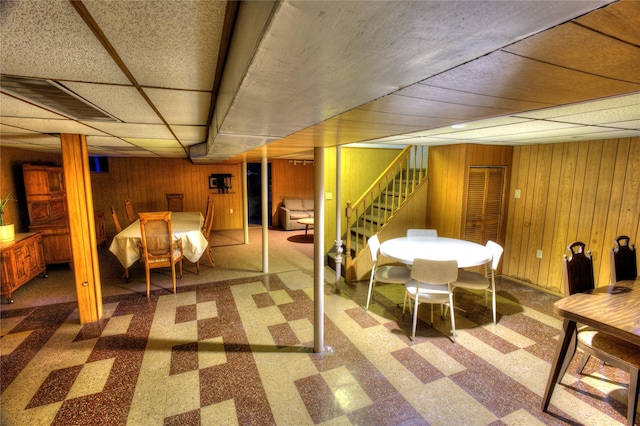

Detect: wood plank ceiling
[0, 0, 638, 164]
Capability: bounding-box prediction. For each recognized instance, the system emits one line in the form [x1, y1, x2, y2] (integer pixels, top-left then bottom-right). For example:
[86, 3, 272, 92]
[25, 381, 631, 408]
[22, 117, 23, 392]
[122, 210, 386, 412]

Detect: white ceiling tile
[63, 82, 162, 124]
[145, 88, 212, 126]
[0, 117, 106, 136]
[86, 123, 173, 139]
[86, 136, 134, 147]
[83, 0, 227, 90]
[125, 138, 182, 149]
[170, 125, 207, 142]
[0, 94, 67, 119]
[516, 93, 640, 119]
[541, 105, 640, 126]
[0, 1, 129, 84]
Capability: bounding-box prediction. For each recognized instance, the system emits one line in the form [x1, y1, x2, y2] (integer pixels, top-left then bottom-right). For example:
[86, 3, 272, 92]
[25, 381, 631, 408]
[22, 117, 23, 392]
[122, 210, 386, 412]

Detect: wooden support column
[61, 134, 103, 324]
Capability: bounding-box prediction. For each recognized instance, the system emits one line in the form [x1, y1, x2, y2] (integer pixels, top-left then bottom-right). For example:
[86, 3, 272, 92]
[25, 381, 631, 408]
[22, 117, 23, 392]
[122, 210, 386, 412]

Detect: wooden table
[541, 279, 640, 413]
[108, 212, 208, 277]
[379, 236, 492, 268]
[297, 218, 314, 239]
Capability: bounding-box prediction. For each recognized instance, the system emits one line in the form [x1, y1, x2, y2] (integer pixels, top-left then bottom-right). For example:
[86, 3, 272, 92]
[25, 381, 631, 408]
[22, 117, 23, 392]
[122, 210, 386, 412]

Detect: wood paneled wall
[504, 137, 640, 294]
[0, 147, 244, 237]
[426, 144, 513, 241]
[271, 159, 315, 226]
[92, 157, 243, 235]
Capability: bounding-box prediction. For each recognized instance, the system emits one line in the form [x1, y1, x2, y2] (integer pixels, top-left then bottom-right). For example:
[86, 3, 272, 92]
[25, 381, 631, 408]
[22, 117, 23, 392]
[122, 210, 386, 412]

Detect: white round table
[379, 236, 492, 268]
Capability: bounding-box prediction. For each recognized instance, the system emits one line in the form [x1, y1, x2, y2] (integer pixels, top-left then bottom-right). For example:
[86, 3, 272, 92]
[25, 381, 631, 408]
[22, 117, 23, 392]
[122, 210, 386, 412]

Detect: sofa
[279, 198, 314, 230]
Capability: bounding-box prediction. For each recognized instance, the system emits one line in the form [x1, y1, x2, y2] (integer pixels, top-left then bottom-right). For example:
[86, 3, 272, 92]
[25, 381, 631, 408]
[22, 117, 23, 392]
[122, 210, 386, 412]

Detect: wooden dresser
[1, 232, 47, 303]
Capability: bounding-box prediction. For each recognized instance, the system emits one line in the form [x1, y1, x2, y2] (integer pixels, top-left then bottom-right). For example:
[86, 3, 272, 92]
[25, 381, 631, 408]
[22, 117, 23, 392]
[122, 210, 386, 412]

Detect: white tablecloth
[379, 236, 492, 268]
[108, 212, 208, 268]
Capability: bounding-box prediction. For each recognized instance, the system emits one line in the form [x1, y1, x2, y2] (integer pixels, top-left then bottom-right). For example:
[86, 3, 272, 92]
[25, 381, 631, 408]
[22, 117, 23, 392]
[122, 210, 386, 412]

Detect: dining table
[541, 278, 640, 415]
[379, 236, 492, 268]
[108, 211, 208, 278]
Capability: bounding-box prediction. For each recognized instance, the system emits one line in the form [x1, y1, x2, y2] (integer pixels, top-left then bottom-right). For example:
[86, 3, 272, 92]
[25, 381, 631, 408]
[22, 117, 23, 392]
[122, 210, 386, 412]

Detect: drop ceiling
[0, 0, 638, 164]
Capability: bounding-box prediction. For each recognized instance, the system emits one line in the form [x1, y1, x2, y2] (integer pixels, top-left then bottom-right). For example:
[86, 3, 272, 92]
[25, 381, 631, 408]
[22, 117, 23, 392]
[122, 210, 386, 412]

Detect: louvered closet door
[464, 167, 506, 245]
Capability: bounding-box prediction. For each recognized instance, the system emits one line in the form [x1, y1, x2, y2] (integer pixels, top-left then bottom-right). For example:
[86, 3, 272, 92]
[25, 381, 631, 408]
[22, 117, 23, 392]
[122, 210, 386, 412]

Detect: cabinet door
[464, 167, 506, 245]
[25, 236, 45, 276]
[12, 244, 30, 285]
[28, 201, 51, 224]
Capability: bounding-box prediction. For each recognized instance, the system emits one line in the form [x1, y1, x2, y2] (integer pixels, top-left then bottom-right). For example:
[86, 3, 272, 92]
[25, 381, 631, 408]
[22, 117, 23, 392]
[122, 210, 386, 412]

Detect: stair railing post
[345, 201, 353, 282]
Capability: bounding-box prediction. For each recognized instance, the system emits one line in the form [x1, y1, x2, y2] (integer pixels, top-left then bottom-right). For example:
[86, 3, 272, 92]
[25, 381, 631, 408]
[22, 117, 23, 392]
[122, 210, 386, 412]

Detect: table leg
[305, 224, 310, 239]
[542, 319, 577, 412]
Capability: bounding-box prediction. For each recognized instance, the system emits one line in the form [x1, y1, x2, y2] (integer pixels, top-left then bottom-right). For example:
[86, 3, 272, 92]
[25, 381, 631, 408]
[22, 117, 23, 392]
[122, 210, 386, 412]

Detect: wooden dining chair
[110, 205, 122, 233]
[561, 241, 639, 426]
[452, 240, 503, 325]
[166, 193, 184, 212]
[195, 196, 215, 273]
[124, 199, 135, 224]
[138, 211, 183, 297]
[611, 235, 637, 283]
[403, 258, 458, 343]
[364, 234, 411, 312]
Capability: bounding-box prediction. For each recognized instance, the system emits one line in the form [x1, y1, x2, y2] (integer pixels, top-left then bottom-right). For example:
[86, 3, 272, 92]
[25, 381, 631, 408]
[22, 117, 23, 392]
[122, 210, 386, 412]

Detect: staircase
[328, 145, 428, 281]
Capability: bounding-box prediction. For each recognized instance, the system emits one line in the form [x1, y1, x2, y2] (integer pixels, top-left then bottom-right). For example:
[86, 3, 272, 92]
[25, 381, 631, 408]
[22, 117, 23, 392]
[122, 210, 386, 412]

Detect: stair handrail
[344, 145, 427, 281]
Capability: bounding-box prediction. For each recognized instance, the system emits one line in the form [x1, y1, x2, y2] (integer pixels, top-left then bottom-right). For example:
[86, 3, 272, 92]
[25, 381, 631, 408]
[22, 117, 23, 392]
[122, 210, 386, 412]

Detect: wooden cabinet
[1, 232, 47, 302]
[23, 164, 73, 266]
[27, 222, 72, 265]
[23, 164, 107, 265]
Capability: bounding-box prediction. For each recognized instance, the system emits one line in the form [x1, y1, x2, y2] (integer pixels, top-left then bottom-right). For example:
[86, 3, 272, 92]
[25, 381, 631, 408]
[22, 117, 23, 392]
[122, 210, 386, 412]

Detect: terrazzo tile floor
[1, 228, 635, 425]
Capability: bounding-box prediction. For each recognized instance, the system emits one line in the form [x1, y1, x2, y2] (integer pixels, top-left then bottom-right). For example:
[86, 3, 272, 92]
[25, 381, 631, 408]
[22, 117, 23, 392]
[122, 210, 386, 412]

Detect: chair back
[110, 205, 122, 233]
[202, 196, 215, 240]
[124, 199, 135, 224]
[367, 234, 381, 264]
[166, 193, 184, 212]
[611, 235, 637, 282]
[563, 241, 594, 296]
[406, 229, 437, 238]
[411, 258, 458, 285]
[139, 211, 174, 263]
[486, 240, 504, 271]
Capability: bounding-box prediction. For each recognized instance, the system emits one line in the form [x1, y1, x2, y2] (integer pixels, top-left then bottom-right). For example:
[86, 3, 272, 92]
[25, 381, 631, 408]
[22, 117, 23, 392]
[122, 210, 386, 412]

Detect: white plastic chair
[365, 235, 411, 312]
[404, 258, 458, 343]
[452, 240, 503, 325]
[406, 229, 438, 238]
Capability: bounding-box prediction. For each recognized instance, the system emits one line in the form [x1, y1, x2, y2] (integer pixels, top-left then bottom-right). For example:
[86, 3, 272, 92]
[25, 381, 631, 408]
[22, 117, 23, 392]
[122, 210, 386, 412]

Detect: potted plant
[0, 193, 16, 242]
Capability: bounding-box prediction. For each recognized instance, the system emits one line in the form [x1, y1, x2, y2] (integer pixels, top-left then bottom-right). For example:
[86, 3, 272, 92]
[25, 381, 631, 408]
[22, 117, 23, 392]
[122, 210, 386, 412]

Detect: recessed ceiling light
[451, 124, 465, 129]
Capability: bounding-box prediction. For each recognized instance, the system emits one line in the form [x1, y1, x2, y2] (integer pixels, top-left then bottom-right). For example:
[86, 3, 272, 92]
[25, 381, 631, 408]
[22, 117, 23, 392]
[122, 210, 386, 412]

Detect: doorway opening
[247, 163, 272, 225]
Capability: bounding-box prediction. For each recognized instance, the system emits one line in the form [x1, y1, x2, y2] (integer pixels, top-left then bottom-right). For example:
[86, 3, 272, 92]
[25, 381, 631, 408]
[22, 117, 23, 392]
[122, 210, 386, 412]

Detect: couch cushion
[302, 199, 314, 210]
[283, 198, 304, 211]
[289, 211, 310, 220]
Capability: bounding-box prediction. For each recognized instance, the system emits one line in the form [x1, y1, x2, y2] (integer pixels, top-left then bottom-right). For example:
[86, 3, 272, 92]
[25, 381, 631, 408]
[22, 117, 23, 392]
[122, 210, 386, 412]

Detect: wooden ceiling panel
[339, 108, 454, 129]
[575, 0, 640, 46]
[397, 84, 553, 111]
[360, 94, 513, 122]
[503, 23, 640, 83]
[423, 51, 640, 105]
